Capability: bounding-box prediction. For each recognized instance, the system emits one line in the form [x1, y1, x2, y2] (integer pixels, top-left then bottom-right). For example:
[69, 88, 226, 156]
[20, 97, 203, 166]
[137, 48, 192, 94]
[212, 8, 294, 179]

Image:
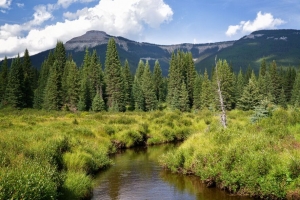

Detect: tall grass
[0, 108, 205, 199]
[160, 108, 300, 199]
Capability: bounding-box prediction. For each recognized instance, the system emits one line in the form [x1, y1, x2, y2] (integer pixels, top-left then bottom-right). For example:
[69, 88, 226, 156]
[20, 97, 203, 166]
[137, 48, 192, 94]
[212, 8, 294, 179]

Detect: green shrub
[61, 171, 92, 200]
[0, 160, 61, 200]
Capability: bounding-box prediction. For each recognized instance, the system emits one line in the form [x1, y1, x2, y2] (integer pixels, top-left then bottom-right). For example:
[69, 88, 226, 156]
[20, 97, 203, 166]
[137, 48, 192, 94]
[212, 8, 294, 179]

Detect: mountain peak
[65, 30, 111, 51]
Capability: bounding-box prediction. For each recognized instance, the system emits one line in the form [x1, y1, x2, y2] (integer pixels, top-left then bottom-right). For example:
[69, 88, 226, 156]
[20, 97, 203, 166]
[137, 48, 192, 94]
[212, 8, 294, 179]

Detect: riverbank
[160, 109, 300, 199]
[0, 108, 205, 199]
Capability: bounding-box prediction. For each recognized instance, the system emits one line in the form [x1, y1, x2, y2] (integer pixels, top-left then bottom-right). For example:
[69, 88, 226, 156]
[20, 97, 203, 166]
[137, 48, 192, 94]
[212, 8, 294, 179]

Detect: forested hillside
[0, 38, 299, 113]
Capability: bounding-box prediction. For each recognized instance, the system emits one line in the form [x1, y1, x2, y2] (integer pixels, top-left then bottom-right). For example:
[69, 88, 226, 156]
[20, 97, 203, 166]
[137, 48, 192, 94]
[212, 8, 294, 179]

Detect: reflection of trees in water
[93, 143, 250, 200]
[160, 169, 252, 200]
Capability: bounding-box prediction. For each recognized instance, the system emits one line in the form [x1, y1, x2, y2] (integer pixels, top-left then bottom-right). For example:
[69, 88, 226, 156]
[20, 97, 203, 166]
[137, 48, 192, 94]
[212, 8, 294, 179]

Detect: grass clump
[160, 109, 300, 199]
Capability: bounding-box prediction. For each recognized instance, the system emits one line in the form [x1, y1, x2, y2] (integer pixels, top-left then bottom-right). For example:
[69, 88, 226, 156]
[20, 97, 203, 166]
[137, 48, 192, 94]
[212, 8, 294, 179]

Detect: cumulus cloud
[226, 11, 285, 37]
[0, 5, 53, 39]
[58, 0, 97, 8]
[0, 0, 11, 8]
[0, 0, 173, 59]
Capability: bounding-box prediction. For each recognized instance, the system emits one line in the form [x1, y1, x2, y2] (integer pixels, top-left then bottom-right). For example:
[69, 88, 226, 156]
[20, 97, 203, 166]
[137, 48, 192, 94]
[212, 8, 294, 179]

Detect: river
[92, 143, 252, 200]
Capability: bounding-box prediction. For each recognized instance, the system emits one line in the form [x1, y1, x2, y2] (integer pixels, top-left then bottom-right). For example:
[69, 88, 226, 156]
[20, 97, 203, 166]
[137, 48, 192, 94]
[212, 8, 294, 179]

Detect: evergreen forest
[1, 38, 300, 112]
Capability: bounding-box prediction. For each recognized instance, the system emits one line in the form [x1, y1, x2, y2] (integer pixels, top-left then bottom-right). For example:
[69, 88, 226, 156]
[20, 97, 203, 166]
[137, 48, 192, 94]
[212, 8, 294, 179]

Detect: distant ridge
[2, 29, 300, 76]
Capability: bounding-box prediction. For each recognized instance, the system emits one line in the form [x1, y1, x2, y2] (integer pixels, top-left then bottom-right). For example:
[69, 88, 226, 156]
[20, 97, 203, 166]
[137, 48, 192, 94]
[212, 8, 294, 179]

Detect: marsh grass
[160, 108, 300, 199]
[0, 109, 205, 199]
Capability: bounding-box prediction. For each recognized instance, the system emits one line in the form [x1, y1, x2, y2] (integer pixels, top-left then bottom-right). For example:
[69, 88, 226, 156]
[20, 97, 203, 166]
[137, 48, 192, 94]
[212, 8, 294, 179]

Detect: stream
[92, 143, 252, 200]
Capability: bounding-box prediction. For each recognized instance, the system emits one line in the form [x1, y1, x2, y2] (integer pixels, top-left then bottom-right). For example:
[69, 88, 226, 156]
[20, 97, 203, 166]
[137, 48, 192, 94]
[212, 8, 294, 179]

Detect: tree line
[0, 38, 299, 112]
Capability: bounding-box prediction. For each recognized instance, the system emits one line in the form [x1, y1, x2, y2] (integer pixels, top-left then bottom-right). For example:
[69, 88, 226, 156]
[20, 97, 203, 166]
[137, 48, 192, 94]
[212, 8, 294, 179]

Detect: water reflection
[92, 144, 252, 200]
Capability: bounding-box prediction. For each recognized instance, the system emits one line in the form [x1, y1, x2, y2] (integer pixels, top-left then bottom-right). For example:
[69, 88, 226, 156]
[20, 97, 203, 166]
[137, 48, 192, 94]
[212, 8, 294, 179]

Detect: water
[92, 144, 252, 200]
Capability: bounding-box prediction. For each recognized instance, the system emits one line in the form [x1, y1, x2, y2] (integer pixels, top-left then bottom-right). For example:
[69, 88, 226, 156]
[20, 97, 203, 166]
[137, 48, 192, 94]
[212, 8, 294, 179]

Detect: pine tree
[33, 52, 54, 109]
[235, 68, 244, 103]
[6, 55, 24, 108]
[153, 60, 164, 102]
[167, 52, 183, 107]
[193, 73, 202, 110]
[185, 52, 196, 107]
[213, 59, 235, 110]
[78, 49, 91, 111]
[238, 71, 261, 110]
[291, 71, 300, 106]
[132, 60, 145, 111]
[88, 50, 103, 101]
[43, 61, 61, 110]
[65, 60, 79, 111]
[179, 81, 190, 112]
[0, 57, 8, 103]
[122, 59, 133, 109]
[104, 38, 125, 112]
[200, 69, 213, 109]
[92, 91, 105, 112]
[269, 60, 281, 103]
[22, 49, 35, 107]
[278, 87, 287, 109]
[141, 61, 157, 111]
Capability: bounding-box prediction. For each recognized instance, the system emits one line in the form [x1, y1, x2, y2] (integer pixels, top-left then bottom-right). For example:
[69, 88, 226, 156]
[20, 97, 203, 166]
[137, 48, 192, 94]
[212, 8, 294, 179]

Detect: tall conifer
[104, 38, 125, 111]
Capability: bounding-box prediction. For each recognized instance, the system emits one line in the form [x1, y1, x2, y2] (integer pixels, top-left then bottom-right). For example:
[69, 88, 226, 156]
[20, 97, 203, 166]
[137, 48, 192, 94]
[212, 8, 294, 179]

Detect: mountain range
[4, 29, 300, 76]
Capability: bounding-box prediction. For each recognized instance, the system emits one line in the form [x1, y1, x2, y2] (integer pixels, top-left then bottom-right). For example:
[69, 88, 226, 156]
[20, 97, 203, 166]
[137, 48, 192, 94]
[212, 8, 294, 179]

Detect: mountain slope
[23, 31, 234, 76]
[3, 29, 300, 76]
[196, 29, 300, 73]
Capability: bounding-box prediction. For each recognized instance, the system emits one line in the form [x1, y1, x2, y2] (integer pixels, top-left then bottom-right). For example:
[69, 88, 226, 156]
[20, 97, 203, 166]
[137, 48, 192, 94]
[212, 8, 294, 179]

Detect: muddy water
[92, 143, 252, 200]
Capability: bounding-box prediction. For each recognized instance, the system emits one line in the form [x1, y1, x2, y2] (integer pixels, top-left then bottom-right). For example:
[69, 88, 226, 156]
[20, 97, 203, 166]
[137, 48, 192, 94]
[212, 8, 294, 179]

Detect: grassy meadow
[1, 107, 300, 199]
[0, 108, 205, 199]
[160, 108, 300, 199]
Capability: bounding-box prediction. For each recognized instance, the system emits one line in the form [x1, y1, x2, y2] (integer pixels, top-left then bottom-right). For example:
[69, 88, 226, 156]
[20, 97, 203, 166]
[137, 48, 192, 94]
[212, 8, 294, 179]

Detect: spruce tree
[0, 57, 8, 103]
[185, 52, 196, 107]
[88, 50, 103, 101]
[43, 61, 61, 110]
[132, 60, 145, 111]
[235, 68, 244, 103]
[291, 72, 300, 106]
[269, 60, 281, 103]
[238, 71, 261, 110]
[122, 59, 133, 108]
[6, 55, 24, 108]
[78, 49, 91, 111]
[167, 52, 183, 107]
[92, 91, 105, 112]
[193, 73, 202, 110]
[65, 60, 79, 110]
[213, 59, 235, 110]
[104, 38, 125, 111]
[200, 69, 213, 109]
[278, 87, 287, 109]
[179, 81, 190, 112]
[141, 61, 157, 111]
[22, 49, 34, 108]
[153, 60, 164, 102]
[33, 52, 53, 109]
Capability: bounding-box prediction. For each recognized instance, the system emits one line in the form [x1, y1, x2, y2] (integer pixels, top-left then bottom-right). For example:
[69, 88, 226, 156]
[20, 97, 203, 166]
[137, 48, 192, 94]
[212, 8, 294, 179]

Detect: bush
[61, 171, 92, 200]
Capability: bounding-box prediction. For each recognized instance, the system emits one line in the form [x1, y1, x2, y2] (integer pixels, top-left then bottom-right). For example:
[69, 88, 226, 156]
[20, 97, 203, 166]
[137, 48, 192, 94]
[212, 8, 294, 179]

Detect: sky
[0, 0, 299, 59]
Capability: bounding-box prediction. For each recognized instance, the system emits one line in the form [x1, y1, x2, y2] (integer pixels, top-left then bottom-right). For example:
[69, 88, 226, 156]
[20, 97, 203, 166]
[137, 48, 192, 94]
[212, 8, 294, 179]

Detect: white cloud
[0, 5, 53, 39]
[16, 3, 24, 8]
[0, 0, 173, 59]
[58, 0, 96, 8]
[226, 11, 285, 37]
[0, 0, 11, 8]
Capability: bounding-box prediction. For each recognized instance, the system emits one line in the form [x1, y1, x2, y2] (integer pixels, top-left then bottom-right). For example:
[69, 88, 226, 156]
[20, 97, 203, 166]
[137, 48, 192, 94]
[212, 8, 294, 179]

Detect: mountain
[20, 30, 235, 76]
[196, 29, 300, 73]
[2, 29, 300, 76]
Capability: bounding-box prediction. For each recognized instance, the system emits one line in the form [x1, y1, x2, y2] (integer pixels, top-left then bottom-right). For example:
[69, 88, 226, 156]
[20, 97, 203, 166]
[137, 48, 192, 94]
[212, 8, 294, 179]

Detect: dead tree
[215, 56, 227, 128]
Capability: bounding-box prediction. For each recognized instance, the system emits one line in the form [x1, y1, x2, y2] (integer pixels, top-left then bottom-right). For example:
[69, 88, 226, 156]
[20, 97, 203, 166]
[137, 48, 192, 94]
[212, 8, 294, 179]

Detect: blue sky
[0, 0, 299, 59]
